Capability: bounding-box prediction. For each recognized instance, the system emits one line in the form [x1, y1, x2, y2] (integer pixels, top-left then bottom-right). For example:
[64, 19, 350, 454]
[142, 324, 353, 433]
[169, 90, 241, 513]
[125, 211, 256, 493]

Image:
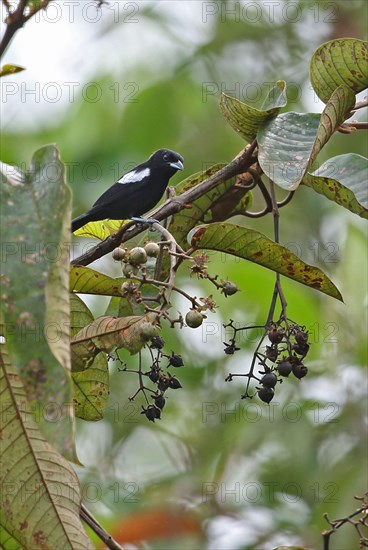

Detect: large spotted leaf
[190, 223, 342, 301]
[220, 80, 287, 142]
[0, 146, 76, 460]
[302, 154, 368, 219]
[0, 319, 92, 549]
[310, 38, 368, 103]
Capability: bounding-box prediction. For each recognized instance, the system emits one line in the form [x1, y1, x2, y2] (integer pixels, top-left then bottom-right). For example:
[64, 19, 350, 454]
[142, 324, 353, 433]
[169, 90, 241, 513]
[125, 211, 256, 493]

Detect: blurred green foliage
[1, 1, 367, 548]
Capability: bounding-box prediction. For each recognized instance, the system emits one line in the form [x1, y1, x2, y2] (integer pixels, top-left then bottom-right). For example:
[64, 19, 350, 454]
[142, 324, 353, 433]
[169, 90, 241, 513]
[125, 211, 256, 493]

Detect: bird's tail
[71, 212, 92, 233]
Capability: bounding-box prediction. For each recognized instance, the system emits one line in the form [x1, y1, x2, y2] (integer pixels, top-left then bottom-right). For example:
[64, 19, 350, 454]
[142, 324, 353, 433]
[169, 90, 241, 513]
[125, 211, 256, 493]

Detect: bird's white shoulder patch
[118, 167, 150, 184]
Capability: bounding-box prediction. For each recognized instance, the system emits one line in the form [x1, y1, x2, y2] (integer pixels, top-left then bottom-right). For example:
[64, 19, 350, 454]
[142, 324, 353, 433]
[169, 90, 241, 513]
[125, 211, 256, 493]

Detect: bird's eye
[163, 153, 169, 161]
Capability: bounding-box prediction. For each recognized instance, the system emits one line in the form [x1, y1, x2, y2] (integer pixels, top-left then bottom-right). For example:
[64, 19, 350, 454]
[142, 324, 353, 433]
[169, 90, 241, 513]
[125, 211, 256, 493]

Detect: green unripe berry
[222, 281, 239, 296]
[144, 242, 160, 258]
[122, 263, 139, 277]
[128, 247, 147, 266]
[185, 309, 204, 328]
[112, 247, 125, 261]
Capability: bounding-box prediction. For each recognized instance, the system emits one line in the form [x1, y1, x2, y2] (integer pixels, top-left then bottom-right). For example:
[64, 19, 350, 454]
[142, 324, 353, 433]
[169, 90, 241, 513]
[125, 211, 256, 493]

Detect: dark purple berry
[158, 375, 170, 392]
[223, 341, 240, 355]
[258, 386, 274, 404]
[261, 372, 278, 388]
[292, 363, 308, 379]
[154, 394, 166, 409]
[295, 330, 309, 345]
[268, 326, 284, 344]
[150, 336, 165, 350]
[168, 353, 184, 368]
[168, 377, 182, 390]
[265, 345, 279, 362]
[277, 358, 293, 377]
[142, 405, 159, 422]
[292, 342, 310, 356]
[148, 368, 160, 383]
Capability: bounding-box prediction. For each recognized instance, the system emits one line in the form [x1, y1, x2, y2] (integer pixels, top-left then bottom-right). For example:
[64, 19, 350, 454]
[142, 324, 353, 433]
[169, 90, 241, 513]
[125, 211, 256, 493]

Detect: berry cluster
[112, 242, 160, 278]
[142, 336, 184, 421]
[118, 335, 184, 422]
[224, 319, 310, 404]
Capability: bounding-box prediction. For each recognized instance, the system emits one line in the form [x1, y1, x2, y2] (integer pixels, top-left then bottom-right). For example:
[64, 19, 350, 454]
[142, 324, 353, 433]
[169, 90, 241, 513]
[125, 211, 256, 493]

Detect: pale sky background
[0, 0, 328, 132]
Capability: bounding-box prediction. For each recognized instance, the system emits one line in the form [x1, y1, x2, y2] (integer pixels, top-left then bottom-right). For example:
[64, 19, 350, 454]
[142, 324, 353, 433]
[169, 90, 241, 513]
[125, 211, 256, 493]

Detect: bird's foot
[131, 216, 160, 229]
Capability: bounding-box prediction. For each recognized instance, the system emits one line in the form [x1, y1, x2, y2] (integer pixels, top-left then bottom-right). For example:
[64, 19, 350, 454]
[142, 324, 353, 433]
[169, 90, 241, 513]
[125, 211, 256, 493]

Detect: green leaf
[257, 86, 356, 190]
[155, 164, 243, 279]
[0, 322, 93, 550]
[261, 81, 288, 110]
[72, 352, 109, 421]
[170, 163, 250, 246]
[71, 313, 159, 366]
[70, 266, 123, 296]
[310, 38, 368, 103]
[303, 153, 368, 218]
[73, 218, 124, 239]
[0, 64, 25, 77]
[0, 146, 76, 460]
[190, 223, 342, 301]
[70, 294, 109, 420]
[219, 80, 287, 142]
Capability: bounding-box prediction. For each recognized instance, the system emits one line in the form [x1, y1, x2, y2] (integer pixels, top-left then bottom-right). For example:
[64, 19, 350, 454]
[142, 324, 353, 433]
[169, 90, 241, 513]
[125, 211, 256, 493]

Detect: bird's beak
[170, 159, 184, 171]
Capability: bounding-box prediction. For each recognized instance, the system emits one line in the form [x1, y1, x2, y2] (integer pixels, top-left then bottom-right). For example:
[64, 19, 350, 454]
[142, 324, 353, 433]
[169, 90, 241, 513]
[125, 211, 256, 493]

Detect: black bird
[72, 149, 184, 232]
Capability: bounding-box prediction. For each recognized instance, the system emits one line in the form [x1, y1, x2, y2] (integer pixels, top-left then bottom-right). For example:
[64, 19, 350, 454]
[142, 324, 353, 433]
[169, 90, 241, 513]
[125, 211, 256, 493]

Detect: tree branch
[71, 141, 258, 267]
[80, 504, 124, 550]
[0, 0, 28, 59]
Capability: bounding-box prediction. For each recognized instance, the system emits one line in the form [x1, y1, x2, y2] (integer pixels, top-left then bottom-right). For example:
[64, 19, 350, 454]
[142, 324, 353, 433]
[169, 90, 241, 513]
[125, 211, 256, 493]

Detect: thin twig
[247, 167, 273, 213]
[338, 121, 368, 133]
[266, 180, 287, 323]
[150, 222, 182, 309]
[322, 493, 368, 550]
[80, 504, 124, 550]
[153, 186, 172, 280]
[277, 190, 295, 208]
[242, 206, 270, 218]
[131, 274, 200, 308]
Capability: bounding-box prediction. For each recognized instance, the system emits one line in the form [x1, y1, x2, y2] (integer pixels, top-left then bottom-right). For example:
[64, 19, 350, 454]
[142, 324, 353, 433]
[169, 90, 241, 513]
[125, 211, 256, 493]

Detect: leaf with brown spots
[71, 312, 160, 366]
[0, 146, 76, 460]
[220, 80, 287, 142]
[70, 265, 123, 296]
[0, 319, 93, 549]
[70, 294, 109, 421]
[303, 153, 368, 219]
[310, 38, 368, 103]
[190, 223, 343, 301]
